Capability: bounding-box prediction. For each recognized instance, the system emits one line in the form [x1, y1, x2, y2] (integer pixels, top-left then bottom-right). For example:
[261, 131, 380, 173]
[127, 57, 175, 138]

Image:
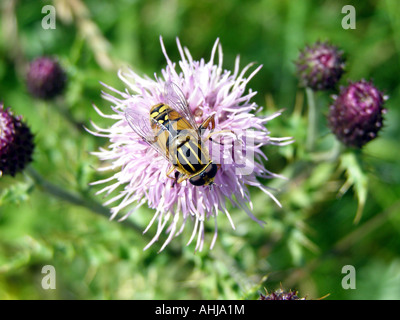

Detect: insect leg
[206, 130, 237, 145]
[166, 166, 188, 186]
[165, 166, 176, 179]
[199, 113, 237, 145]
[199, 113, 216, 131]
[171, 171, 182, 188]
[177, 174, 190, 184]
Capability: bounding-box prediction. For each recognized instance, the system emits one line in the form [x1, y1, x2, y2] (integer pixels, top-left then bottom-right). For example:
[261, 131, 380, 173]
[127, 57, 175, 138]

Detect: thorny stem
[306, 87, 317, 152]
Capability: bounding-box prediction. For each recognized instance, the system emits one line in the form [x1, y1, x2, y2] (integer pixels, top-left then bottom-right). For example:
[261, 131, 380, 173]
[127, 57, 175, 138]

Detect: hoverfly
[125, 81, 220, 187]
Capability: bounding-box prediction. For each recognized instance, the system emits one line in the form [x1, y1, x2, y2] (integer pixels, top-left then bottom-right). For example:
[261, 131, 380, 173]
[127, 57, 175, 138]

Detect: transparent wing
[164, 81, 200, 137]
[125, 107, 171, 162]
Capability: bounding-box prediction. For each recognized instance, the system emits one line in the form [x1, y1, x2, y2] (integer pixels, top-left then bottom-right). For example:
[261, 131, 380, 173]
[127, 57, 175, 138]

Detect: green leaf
[339, 152, 369, 223]
[0, 181, 34, 206]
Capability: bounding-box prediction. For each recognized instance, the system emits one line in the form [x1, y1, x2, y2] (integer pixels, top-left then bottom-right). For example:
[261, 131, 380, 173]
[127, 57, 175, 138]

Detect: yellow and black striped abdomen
[176, 138, 208, 174]
[150, 103, 170, 126]
[150, 103, 193, 132]
[149, 103, 212, 178]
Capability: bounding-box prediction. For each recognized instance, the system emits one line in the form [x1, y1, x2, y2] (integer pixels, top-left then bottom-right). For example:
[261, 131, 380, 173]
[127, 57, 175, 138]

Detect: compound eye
[189, 175, 205, 186]
[204, 163, 218, 178]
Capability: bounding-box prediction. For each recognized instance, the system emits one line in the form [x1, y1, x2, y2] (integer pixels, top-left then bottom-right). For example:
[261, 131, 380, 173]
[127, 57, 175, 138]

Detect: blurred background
[1, 0, 400, 299]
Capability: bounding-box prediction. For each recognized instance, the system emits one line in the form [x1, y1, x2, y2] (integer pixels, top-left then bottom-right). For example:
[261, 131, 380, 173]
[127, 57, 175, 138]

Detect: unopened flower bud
[295, 41, 345, 91]
[0, 103, 35, 177]
[328, 80, 387, 148]
[26, 57, 67, 99]
[260, 288, 305, 300]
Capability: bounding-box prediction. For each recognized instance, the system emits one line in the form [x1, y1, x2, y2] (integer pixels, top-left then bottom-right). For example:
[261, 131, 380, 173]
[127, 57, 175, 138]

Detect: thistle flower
[328, 79, 387, 148]
[26, 57, 67, 100]
[0, 103, 34, 177]
[295, 41, 345, 91]
[89, 37, 292, 252]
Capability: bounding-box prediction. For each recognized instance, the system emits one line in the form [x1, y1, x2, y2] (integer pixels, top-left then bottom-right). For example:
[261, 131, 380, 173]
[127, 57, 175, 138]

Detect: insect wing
[165, 81, 200, 137]
[125, 108, 170, 162]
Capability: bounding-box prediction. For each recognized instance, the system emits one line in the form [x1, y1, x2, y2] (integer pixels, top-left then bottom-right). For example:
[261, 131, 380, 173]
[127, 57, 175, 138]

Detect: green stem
[25, 166, 182, 256]
[211, 244, 259, 298]
[309, 139, 342, 162]
[54, 98, 86, 133]
[306, 87, 317, 152]
[25, 166, 143, 234]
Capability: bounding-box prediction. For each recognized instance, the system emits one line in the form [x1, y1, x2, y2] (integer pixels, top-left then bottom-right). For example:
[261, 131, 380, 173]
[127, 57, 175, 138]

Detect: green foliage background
[1, 0, 400, 299]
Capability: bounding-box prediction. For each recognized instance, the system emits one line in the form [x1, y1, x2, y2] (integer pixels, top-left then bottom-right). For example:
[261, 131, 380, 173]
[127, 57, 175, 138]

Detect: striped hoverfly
[125, 81, 223, 187]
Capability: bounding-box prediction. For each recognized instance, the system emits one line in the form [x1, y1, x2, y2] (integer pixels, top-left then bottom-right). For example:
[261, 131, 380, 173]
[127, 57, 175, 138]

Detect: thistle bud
[328, 80, 387, 148]
[26, 57, 67, 100]
[260, 288, 305, 300]
[0, 103, 35, 177]
[295, 41, 345, 91]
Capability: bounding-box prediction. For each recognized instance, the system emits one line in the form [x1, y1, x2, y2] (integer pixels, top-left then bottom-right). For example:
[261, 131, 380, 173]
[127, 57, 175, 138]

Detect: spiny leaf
[0, 181, 35, 206]
[339, 152, 368, 223]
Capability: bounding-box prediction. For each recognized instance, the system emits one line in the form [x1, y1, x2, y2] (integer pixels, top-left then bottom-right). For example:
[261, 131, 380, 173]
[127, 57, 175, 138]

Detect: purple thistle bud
[295, 41, 345, 91]
[0, 103, 35, 177]
[260, 288, 305, 300]
[328, 80, 387, 148]
[26, 57, 67, 100]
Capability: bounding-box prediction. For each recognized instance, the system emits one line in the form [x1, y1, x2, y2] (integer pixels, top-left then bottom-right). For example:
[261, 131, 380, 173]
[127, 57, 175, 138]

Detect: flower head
[328, 79, 387, 148]
[89, 38, 292, 251]
[295, 41, 345, 91]
[26, 57, 67, 99]
[0, 103, 35, 177]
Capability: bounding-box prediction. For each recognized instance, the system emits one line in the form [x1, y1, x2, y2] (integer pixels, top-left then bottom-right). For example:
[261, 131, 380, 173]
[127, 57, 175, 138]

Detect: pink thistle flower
[88, 37, 292, 252]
